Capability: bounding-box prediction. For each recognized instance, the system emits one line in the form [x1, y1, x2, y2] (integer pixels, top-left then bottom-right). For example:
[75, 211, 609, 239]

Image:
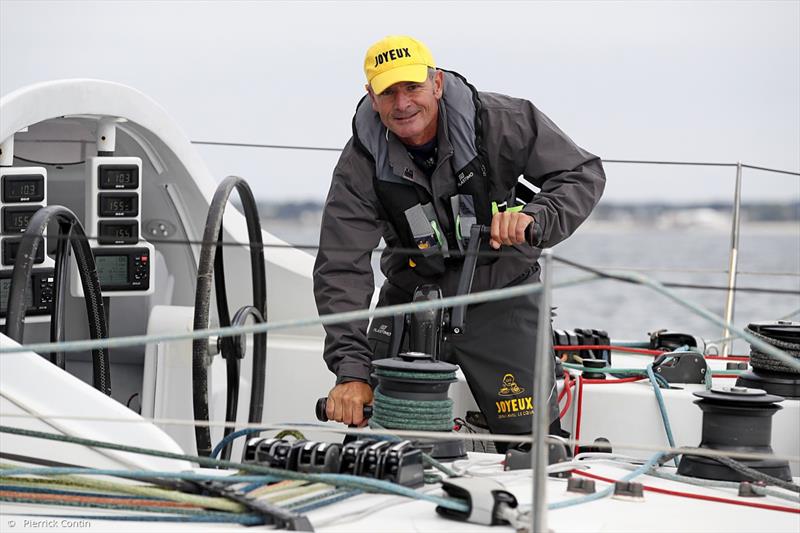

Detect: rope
[562, 362, 672, 387]
[0, 463, 244, 512]
[210, 427, 267, 459]
[633, 467, 800, 503]
[6, 511, 264, 524]
[645, 363, 679, 468]
[0, 425, 469, 513]
[548, 451, 667, 509]
[746, 325, 800, 374]
[371, 389, 454, 431]
[290, 489, 361, 513]
[374, 369, 456, 380]
[683, 453, 800, 494]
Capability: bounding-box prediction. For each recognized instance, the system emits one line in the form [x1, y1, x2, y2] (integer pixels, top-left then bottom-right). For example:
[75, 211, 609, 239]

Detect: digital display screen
[98, 165, 139, 190]
[98, 193, 138, 217]
[98, 221, 138, 244]
[0, 277, 33, 311]
[96, 255, 129, 286]
[2, 175, 45, 203]
[2, 238, 44, 265]
[2, 206, 40, 234]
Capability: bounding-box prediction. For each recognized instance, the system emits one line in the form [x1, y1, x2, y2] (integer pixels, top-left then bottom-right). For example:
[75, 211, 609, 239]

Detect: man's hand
[490, 211, 534, 250]
[326, 381, 373, 427]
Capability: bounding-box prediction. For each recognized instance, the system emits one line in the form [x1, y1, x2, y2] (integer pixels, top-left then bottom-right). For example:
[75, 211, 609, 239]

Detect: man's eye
[380, 89, 394, 97]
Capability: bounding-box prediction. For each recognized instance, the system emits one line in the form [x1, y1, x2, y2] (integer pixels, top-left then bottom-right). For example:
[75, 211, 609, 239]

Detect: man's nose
[394, 89, 412, 109]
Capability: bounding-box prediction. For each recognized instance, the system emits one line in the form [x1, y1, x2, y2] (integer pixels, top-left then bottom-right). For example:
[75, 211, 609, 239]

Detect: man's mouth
[393, 111, 419, 123]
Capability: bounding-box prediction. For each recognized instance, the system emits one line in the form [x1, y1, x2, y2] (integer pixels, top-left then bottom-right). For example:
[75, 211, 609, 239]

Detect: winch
[371, 351, 465, 460]
[736, 321, 800, 399]
[676, 385, 792, 482]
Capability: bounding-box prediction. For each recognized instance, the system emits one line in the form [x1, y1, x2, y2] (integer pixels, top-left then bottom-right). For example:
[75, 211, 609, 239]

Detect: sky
[1, 0, 799, 204]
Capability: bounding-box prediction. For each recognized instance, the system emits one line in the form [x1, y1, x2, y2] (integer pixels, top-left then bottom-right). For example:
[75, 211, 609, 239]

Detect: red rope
[573, 376, 584, 456]
[559, 372, 573, 419]
[555, 345, 663, 356]
[554, 345, 750, 360]
[573, 470, 800, 514]
[558, 371, 571, 402]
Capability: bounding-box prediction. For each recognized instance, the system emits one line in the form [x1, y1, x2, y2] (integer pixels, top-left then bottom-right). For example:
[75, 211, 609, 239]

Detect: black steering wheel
[192, 175, 267, 458]
[5, 205, 111, 395]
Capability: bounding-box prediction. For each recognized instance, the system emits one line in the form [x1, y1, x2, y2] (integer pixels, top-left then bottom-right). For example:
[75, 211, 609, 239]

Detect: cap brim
[370, 64, 429, 95]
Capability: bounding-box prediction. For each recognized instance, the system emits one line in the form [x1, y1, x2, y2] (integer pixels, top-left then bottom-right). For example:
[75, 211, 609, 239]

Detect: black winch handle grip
[315, 397, 373, 422]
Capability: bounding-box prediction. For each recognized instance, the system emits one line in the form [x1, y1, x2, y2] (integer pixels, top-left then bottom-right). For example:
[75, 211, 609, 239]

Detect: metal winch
[676, 385, 791, 482]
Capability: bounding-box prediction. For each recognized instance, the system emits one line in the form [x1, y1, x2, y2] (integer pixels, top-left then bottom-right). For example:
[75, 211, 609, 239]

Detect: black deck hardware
[652, 351, 708, 384]
[677, 386, 792, 482]
[566, 477, 596, 494]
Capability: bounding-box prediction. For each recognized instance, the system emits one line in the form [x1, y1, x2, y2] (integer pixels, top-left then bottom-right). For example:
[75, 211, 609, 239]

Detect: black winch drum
[676, 386, 791, 482]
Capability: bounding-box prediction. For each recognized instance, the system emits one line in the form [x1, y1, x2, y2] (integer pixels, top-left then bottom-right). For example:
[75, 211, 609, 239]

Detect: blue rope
[290, 489, 362, 513]
[646, 362, 679, 468]
[210, 427, 267, 459]
[548, 451, 667, 510]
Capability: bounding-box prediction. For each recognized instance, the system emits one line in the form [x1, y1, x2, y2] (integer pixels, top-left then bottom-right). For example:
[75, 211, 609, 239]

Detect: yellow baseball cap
[364, 35, 436, 95]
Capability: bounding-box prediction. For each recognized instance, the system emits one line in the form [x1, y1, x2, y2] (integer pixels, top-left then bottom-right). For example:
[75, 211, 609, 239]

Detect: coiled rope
[746, 326, 800, 374]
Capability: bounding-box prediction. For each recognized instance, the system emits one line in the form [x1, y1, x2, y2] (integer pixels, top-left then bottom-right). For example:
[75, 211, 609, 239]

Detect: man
[314, 35, 605, 439]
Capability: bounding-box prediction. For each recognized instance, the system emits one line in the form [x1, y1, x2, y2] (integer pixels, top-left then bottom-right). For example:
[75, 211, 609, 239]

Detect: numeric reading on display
[98, 194, 137, 217]
[98, 165, 139, 189]
[2, 207, 40, 233]
[1, 175, 45, 203]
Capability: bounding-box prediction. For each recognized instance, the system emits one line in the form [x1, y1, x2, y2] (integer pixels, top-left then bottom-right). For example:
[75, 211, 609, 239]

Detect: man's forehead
[378, 79, 428, 94]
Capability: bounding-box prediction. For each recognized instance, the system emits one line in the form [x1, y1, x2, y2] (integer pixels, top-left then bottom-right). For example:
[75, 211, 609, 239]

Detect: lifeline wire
[3, 260, 799, 376]
[2, 230, 798, 285]
[2, 413, 797, 464]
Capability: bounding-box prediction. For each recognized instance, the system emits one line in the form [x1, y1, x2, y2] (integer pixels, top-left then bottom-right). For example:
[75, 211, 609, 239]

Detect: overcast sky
[1, 0, 798, 204]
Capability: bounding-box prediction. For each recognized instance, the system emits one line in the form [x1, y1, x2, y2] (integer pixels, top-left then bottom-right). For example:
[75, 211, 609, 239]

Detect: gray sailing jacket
[314, 72, 606, 384]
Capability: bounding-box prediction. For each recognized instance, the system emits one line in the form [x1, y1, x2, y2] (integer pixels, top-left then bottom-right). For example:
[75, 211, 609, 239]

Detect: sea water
[263, 220, 799, 356]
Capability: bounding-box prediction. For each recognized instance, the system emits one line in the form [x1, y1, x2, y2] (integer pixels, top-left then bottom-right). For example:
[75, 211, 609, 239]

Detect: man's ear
[366, 84, 379, 111]
[433, 70, 444, 99]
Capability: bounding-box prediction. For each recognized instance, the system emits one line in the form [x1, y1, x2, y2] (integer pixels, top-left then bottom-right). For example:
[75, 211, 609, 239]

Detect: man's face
[368, 70, 443, 146]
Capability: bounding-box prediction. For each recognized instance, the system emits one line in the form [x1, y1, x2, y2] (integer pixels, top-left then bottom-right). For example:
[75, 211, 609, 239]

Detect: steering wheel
[192, 175, 267, 458]
[5, 205, 111, 394]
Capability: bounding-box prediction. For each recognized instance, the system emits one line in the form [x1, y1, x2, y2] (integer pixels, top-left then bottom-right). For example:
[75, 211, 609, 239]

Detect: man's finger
[326, 396, 336, 421]
[501, 213, 513, 245]
[351, 403, 363, 427]
[515, 215, 529, 243]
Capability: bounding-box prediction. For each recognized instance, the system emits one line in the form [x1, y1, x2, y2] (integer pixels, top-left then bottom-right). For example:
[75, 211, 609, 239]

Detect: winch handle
[315, 397, 373, 423]
[450, 224, 533, 335]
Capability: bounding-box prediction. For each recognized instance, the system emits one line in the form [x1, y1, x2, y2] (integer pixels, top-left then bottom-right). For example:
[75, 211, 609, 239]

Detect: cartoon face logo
[498, 373, 525, 396]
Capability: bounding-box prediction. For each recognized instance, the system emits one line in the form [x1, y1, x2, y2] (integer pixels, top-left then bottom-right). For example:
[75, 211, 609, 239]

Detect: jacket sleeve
[484, 95, 606, 248]
[313, 141, 384, 384]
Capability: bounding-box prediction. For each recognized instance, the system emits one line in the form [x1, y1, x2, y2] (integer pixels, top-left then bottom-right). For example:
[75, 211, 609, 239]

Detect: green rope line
[0, 426, 469, 513]
[0, 463, 244, 512]
[374, 369, 456, 380]
[372, 389, 453, 431]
